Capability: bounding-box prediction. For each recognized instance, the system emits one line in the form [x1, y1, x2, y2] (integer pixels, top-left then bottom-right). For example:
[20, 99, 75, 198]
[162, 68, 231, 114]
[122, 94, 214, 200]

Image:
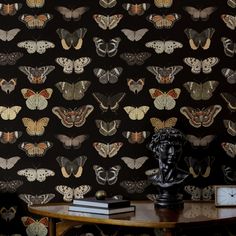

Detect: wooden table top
[28, 201, 236, 229]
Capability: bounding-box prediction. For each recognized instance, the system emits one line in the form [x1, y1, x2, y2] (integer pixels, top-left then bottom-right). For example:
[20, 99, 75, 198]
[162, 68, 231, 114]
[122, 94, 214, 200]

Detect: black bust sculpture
[149, 127, 189, 209]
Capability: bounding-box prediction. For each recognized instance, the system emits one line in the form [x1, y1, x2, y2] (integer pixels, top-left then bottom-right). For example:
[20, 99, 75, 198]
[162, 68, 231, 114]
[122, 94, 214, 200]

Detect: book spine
[72, 200, 130, 208]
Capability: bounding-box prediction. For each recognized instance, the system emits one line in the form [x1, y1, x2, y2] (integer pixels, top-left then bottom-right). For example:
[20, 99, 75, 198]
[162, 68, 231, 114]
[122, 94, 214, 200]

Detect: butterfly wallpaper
[0, 0, 235, 235]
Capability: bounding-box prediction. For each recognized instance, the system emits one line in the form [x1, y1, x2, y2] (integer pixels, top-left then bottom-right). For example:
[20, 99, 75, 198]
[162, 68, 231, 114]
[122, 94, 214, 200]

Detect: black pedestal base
[154, 193, 184, 209]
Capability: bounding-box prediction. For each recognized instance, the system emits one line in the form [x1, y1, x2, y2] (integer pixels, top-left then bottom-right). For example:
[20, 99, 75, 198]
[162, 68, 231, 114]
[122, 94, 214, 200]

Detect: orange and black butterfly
[122, 131, 150, 144]
[122, 3, 150, 16]
[0, 131, 22, 144]
[0, 3, 22, 16]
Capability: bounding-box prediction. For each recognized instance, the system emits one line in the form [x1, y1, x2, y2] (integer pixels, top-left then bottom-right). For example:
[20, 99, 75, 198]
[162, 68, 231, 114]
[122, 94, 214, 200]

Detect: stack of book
[69, 197, 135, 215]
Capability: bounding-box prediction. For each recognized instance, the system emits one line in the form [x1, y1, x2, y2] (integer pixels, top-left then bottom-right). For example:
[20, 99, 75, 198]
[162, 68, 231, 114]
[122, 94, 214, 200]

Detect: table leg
[48, 218, 56, 236]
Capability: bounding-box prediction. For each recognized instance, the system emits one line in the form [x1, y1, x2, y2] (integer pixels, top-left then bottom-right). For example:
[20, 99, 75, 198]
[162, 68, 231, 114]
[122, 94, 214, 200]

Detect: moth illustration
[0, 180, 23, 193]
[221, 142, 236, 158]
[184, 28, 215, 50]
[220, 92, 236, 112]
[0, 3, 22, 16]
[93, 14, 123, 30]
[221, 14, 236, 30]
[121, 28, 148, 41]
[0, 131, 22, 144]
[0, 28, 20, 41]
[52, 105, 94, 128]
[19, 65, 55, 84]
[21, 88, 53, 110]
[19, 13, 53, 29]
[55, 134, 89, 149]
[121, 156, 149, 169]
[26, 0, 45, 8]
[93, 37, 121, 57]
[0, 156, 21, 170]
[222, 68, 236, 84]
[183, 57, 219, 74]
[56, 156, 87, 178]
[92, 92, 125, 112]
[150, 117, 177, 131]
[56, 28, 87, 50]
[93, 142, 123, 158]
[154, 0, 173, 8]
[124, 106, 149, 120]
[21, 217, 48, 236]
[120, 180, 150, 193]
[145, 40, 183, 54]
[127, 78, 145, 93]
[95, 120, 121, 136]
[183, 6, 217, 21]
[0, 206, 17, 222]
[55, 185, 91, 202]
[147, 13, 181, 29]
[55, 81, 91, 101]
[0, 78, 17, 93]
[0, 106, 21, 120]
[180, 105, 222, 128]
[122, 131, 150, 144]
[19, 193, 55, 205]
[147, 65, 183, 84]
[0, 52, 23, 65]
[223, 120, 236, 136]
[184, 185, 214, 201]
[99, 0, 117, 8]
[93, 67, 123, 84]
[93, 165, 121, 185]
[18, 141, 53, 157]
[183, 80, 219, 100]
[120, 52, 151, 65]
[227, 0, 236, 8]
[186, 135, 216, 148]
[122, 3, 150, 16]
[222, 165, 236, 183]
[221, 37, 236, 57]
[22, 117, 49, 136]
[149, 88, 181, 110]
[55, 57, 91, 74]
[55, 6, 89, 21]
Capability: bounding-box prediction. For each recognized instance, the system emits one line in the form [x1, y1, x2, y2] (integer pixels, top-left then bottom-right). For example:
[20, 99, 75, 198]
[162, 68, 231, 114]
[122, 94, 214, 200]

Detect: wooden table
[28, 201, 236, 236]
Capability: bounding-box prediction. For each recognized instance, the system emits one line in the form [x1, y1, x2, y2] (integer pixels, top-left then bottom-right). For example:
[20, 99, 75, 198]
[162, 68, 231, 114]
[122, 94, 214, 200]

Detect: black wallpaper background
[0, 0, 235, 234]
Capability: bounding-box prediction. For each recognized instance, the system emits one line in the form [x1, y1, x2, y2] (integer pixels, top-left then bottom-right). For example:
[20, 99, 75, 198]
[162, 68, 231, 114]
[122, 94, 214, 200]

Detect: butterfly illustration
[121, 28, 148, 42]
[183, 80, 219, 101]
[19, 65, 55, 84]
[55, 134, 89, 149]
[17, 168, 55, 182]
[127, 78, 145, 93]
[52, 105, 94, 128]
[21, 88, 53, 110]
[183, 57, 219, 74]
[122, 3, 150, 16]
[0, 106, 21, 120]
[19, 193, 55, 205]
[21, 217, 48, 236]
[222, 165, 236, 183]
[18, 141, 53, 157]
[0, 156, 20, 170]
[0, 78, 17, 93]
[55, 185, 91, 202]
[222, 68, 236, 84]
[221, 14, 236, 30]
[94, 67, 123, 84]
[17, 40, 55, 54]
[120, 180, 150, 193]
[55, 81, 91, 101]
[220, 92, 236, 112]
[147, 13, 181, 29]
[93, 165, 121, 185]
[154, 0, 173, 8]
[19, 13, 53, 29]
[26, 0, 45, 8]
[221, 37, 236, 57]
[122, 131, 150, 144]
[150, 117, 177, 131]
[149, 88, 181, 110]
[228, 0, 236, 8]
[147, 66, 183, 84]
[56, 28, 87, 50]
[184, 28, 215, 50]
[186, 135, 215, 148]
[95, 120, 121, 136]
[55, 6, 89, 21]
[0, 3, 22, 16]
[183, 6, 217, 21]
[0, 28, 20, 41]
[180, 105, 222, 128]
[123, 106, 149, 120]
[92, 92, 125, 112]
[184, 185, 214, 201]
[93, 142, 123, 158]
[93, 37, 121, 57]
[223, 120, 236, 136]
[0, 52, 23, 65]
[22, 117, 49, 136]
[145, 40, 183, 54]
[99, 0, 117, 8]
[221, 142, 236, 158]
[93, 14, 123, 30]
[120, 52, 151, 65]
[0, 131, 22, 144]
[185, 156, 215, 178]
[0, 180, 23, 193]
[0, 206, 17, 222]
[121, 156, 148, 170]
[56, 156, 87, 178]
[55, 57, 91, 74]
